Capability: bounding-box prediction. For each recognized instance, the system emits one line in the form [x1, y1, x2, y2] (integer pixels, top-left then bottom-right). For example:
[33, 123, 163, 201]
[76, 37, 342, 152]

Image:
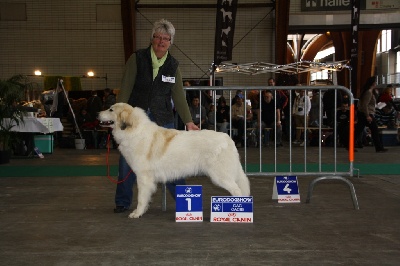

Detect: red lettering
[213, 217, 230, 222]
[189, 217, 203, 221]
[232, 218, 252, 222]
[279, 197, 300, 202]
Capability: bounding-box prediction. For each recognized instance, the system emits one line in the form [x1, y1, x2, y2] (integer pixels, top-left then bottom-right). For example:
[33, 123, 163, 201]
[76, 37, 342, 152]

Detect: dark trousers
[232, 118, 245, 145]
[338, 123, 349, 148]
[355, 112, 384, 151]
[325, 109, 335, 127]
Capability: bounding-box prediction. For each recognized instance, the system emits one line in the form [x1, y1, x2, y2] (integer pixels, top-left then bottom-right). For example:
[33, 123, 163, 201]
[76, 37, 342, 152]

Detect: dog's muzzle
[99, 121, 114, 127]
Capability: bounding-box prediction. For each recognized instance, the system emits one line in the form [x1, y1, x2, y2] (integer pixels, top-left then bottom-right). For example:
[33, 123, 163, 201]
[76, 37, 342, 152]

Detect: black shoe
[114, 206, 129, 213]
[376, 148, 388, 153]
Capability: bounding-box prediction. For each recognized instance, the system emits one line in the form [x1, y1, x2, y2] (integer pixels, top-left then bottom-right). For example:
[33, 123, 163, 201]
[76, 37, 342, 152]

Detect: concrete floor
[0, 144, 399, 265]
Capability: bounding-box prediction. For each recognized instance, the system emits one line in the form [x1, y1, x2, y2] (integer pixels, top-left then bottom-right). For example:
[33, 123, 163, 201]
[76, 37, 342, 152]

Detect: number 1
[185, 198, 192, 211]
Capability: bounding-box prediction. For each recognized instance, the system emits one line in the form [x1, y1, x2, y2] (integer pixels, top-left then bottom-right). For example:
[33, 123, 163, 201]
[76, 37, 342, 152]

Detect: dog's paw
[128, 210, 142, 219]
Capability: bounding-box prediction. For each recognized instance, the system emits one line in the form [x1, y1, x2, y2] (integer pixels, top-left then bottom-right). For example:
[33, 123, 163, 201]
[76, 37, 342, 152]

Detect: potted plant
[0, 75, 31, 163]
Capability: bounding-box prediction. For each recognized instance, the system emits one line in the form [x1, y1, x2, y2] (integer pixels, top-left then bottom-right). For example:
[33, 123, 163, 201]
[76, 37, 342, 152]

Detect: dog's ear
[118, 109, 132, 130]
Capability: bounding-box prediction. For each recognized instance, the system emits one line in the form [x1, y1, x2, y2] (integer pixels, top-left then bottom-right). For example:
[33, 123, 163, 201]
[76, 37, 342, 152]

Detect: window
[378, 30, 392, 53]
[396, 51, 400, 73]
[311, 70, 329, 81]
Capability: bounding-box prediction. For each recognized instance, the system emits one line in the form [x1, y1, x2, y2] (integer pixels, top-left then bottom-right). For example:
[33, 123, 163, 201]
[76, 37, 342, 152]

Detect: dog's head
[98, 103, 137, 130]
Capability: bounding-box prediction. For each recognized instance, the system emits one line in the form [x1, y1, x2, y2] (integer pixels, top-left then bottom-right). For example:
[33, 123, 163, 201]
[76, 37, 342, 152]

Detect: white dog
[98, 103, 250, 218]
[220, 8, 232, 23]
[221, 26, 231, 38]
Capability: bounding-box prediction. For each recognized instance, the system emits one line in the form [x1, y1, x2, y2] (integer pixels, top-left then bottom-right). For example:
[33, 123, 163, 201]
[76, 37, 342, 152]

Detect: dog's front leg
[128, 175, 157, 218]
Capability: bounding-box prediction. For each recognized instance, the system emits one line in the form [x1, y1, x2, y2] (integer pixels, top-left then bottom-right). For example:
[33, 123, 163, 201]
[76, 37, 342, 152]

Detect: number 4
[283, 184, 292, 194]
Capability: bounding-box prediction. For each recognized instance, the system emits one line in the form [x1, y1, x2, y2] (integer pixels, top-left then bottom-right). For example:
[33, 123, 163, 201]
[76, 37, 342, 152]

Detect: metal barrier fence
[162, 85, 359, 210]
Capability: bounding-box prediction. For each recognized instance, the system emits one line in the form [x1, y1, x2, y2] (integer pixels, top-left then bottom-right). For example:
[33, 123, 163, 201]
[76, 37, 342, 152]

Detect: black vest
[128, 47, 179, 126]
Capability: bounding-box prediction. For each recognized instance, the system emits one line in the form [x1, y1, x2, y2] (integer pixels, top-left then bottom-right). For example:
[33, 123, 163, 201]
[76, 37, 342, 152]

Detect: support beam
[275, 0, 290, 65]
[121, 0, 136, 63]
[357, 30, 380, 97]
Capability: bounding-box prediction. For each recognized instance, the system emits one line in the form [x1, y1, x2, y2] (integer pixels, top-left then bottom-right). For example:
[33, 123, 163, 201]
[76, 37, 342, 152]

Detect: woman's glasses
[153, 35, 171, 42]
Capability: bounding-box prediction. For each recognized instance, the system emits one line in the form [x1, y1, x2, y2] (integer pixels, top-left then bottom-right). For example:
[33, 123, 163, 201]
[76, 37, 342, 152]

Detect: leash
[106, 133, 132, 184]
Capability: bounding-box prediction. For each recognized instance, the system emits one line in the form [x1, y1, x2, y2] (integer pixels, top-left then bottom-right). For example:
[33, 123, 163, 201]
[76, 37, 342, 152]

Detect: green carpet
[0, 165, 118, 177]
[0, 163, 399, 177]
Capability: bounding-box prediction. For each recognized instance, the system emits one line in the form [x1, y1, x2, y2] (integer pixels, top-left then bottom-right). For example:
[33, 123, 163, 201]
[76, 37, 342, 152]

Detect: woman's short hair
[151, 19, 175, 44]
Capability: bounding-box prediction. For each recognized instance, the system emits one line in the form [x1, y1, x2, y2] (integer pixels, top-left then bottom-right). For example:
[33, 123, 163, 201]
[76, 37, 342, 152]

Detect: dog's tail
[237, 168, 251, 196]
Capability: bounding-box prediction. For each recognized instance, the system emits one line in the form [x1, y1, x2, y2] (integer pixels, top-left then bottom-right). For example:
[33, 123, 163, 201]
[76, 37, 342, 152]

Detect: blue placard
[33, 147, 44, 158]
[275, 176, 300, 203]
[211, 197, 253, 212]
[210, 196, 253, 223]
[276, 176, 299, 195]
[176, 185, 202, 212]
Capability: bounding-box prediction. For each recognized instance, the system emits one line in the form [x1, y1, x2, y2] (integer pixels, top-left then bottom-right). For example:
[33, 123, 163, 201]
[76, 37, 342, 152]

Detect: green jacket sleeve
[171, 67, 193, 124]
[118, 54, 137, 103]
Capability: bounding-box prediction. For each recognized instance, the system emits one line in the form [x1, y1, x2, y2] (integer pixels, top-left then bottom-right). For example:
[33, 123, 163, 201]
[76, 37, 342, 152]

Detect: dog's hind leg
[215, 178, 243, 196]
[206, 168, 243, 196]
[235, 170, 251, 196]
[129, 175, 157, 218]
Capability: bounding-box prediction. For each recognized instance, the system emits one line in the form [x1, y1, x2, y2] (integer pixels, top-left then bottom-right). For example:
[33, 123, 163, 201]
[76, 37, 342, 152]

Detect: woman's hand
[186, 122, 199, 131]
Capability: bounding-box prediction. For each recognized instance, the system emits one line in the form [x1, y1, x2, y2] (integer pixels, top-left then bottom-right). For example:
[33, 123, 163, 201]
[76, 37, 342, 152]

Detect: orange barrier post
[349, 103, 355, 162]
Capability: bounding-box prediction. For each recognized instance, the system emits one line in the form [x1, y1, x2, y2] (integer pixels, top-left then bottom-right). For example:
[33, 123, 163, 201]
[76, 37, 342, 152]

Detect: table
[8, 117, 63, 133]
[4, 117, 63, 156]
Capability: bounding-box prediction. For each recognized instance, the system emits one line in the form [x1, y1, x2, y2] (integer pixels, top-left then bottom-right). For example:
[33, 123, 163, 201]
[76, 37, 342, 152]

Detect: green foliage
[0, 75, 32, 151]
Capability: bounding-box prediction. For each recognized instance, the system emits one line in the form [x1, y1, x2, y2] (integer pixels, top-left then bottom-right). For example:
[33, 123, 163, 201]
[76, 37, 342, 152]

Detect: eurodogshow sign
[272, 176, 301, 203]
[210, 196, 253, 223]
[175, 185, 203, 222]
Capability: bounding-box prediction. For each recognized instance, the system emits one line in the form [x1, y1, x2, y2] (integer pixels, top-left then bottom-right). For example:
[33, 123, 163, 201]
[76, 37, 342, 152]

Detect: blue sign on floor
[210, 196, 253, 223]
[275, 176, 300, 203]
[175, 185, 203, 222]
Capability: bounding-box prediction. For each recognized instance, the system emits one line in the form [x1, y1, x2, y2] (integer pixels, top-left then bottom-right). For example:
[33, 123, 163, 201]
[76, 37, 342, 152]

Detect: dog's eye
[109, 108, 113, 112]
